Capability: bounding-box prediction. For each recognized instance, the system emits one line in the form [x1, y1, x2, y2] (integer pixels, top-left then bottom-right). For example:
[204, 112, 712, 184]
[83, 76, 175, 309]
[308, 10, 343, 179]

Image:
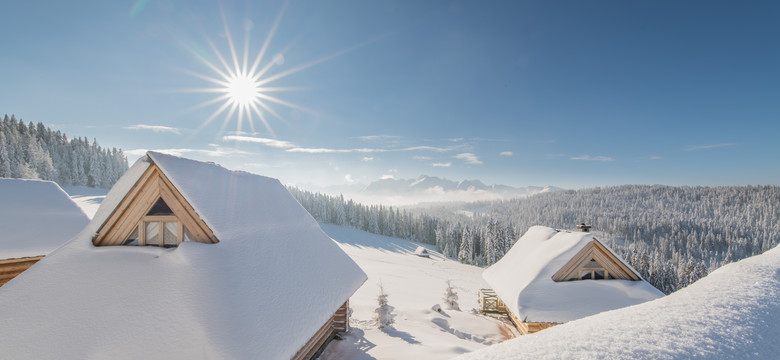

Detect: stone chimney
[575, 223, 591, 232]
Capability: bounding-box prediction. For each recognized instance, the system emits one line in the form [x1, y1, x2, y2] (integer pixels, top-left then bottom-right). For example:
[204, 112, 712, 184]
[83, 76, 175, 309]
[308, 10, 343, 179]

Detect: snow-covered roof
[460, 242, 780, 360]
[0, 152, 367, 359]
[0, 178, 89, 259]
[482, 226, 663, 323]
[414, 246, 430, 256]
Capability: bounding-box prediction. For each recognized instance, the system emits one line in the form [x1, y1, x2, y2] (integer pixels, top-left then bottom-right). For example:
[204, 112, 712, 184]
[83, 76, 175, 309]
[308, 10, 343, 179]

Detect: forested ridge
[0, 114, 128, 188]
[289, 184, 780, 294]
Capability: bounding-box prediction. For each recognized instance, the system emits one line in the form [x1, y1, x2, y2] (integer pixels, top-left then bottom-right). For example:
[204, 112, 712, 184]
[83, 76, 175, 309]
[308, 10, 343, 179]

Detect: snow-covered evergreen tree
[458, 227, 473, 263]
[374, 283, 395, 329]
[443, 280, 460, 310]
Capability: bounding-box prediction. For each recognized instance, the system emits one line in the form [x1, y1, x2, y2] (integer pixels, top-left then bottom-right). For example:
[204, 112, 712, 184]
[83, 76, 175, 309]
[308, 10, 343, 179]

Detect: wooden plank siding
[333, 300, 350, 333]
[292, 300, 350, 360]
[551, 239, 640, 282]
[0, 256, 44, 287]
[504, 306, 560, 335]
[481, 289, 561, 336]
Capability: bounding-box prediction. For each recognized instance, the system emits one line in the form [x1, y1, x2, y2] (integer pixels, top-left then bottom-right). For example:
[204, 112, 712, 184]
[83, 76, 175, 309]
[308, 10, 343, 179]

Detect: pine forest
[289, 184, 780, 294]
[0, 115, 128, 188]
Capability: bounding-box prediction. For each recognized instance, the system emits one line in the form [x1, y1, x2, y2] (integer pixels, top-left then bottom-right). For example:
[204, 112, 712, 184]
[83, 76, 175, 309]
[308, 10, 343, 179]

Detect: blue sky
[1, 0, 778, 190]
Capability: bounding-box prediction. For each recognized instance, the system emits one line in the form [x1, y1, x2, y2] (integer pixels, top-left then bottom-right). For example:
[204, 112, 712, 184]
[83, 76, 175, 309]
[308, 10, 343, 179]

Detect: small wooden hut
[482, 225, 663, 334]
[414, 246, 430, 257]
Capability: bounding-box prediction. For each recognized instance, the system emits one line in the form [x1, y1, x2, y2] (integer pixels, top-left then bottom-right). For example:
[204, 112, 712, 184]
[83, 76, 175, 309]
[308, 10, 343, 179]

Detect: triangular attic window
[147, 197, 174, 215]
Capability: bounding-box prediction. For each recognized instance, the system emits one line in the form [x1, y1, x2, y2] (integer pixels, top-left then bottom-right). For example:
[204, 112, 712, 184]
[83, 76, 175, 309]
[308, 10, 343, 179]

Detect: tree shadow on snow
[382, 327, 421, 345]
[320, 328, 377, 360]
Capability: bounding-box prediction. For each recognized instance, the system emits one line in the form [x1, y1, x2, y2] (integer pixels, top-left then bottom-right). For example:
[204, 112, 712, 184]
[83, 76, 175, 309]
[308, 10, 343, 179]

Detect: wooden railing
[479, 289, 507, 314]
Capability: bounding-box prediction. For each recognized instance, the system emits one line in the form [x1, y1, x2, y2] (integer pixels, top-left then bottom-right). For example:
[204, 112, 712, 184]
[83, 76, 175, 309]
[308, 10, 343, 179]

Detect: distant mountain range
[294, 175, 563, 206]
[363, 175, 562, 198]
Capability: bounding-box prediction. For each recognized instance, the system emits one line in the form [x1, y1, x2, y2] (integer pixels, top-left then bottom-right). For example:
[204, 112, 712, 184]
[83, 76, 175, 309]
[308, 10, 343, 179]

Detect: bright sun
[226, 73, 260, 106]
[185, 9, 315, 138]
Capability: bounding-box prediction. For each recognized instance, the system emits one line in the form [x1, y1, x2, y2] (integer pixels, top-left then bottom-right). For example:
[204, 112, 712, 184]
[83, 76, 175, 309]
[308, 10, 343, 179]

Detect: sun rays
[184, 4, 313, 138]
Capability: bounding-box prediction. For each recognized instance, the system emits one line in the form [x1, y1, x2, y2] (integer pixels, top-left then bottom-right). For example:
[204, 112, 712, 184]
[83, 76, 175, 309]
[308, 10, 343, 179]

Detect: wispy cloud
[450, 137, 507, 143]
[220, 135, 468, 154]
[380, 174, 395, 180]
[432, 162, 452, 167]
[358, 135, 401, 141]
[499, 151, 513, 156]
[124, 124, 181, 134]
[284, 144, 464, 154]
[125, 146, 249, 158]
[362, 156, 374, 162]
[455, 153, 483, 165]
[571, 155, 615, 162]
[345, 174, 356, 183]
[402, 145, 466, 152]
[222, 135, 296, 149]
[684, 143, 737, 152]
[286, 147, 382, 153]
[413, 156, 432, 161]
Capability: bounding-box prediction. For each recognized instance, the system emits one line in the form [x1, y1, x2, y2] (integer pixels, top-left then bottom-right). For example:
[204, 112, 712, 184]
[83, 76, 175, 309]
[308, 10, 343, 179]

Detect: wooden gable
[551, 238, 640, 282]
[93, 162, 218, 246]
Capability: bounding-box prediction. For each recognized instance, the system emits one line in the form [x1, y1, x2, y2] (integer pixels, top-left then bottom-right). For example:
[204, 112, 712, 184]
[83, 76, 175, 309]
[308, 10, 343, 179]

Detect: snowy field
[320, 224, 510, 360]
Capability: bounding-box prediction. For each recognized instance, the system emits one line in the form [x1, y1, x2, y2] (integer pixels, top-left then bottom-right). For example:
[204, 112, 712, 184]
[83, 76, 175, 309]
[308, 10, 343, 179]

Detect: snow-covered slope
[457, 243, 780, 360]
[0, 178, 90, 259]
[319, 224, 510, 360]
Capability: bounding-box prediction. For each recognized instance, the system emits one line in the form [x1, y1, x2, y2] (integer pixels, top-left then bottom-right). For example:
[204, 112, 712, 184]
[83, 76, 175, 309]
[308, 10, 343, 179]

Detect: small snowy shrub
[374, 283, 395, 329]
[443, 280, 460, 310]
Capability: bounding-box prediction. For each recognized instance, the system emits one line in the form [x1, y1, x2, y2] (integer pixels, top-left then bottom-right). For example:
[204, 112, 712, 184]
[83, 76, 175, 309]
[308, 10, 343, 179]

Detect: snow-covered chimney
[575, 223, 591, 232]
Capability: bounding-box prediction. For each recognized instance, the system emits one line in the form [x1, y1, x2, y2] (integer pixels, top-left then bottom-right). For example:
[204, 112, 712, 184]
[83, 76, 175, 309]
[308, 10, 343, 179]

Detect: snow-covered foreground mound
[456, 243, 780, 360]
[320, 224, 510, 360]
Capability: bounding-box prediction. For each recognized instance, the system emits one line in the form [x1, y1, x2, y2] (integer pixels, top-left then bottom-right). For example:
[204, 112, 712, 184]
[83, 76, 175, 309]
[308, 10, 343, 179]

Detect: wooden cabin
[482, 225, 663, 335]
[414, 246, 430, 257]
[0, 179, 89, 288]
[0, 152, 367, 360]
